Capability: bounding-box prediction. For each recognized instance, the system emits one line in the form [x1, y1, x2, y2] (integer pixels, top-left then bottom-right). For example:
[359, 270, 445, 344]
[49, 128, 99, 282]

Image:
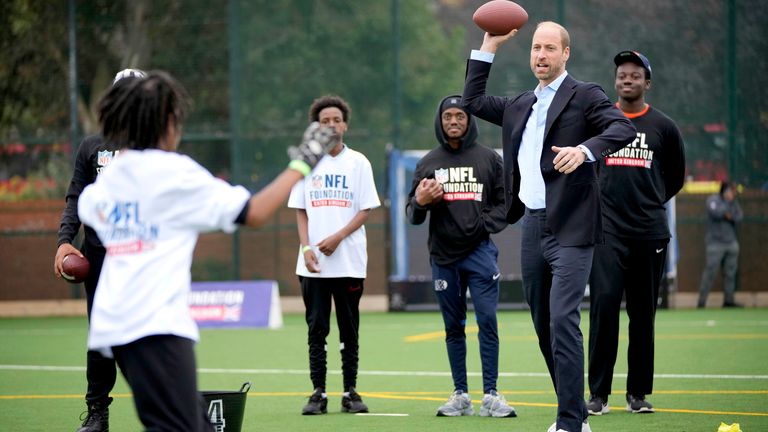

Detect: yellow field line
[656, 333, 768, 340]
[2, 389, 765, 400]
[653, 390, 768, 395]
[2, 390, 767, 417]
[404, 329, 461, 342]
[405, 327, 536, 343]
[655, 408, 768, 417]
[405, 331, 768, 343]
[0, 393, 133, 400]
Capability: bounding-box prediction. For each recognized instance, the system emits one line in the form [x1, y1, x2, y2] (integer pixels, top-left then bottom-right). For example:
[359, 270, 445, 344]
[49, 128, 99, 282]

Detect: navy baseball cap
[614, 51, 652, 79]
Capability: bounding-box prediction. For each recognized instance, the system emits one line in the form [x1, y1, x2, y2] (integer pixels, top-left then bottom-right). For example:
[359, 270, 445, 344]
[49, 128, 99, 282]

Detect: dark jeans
[432, 239, 501, 394]
[300, 276, 364, 391]
[588, 233, 668, 399]
[521, 209, 592, 432]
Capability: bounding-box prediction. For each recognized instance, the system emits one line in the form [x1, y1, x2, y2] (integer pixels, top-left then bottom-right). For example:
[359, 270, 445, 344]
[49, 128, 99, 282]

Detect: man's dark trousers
[432, 239, 501, 394]
[521, 208, 592, 432]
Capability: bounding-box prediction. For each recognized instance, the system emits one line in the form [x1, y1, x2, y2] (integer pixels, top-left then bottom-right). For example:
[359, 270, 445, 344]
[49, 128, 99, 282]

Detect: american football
[61, 254, 90, 284]
[472, 0, 528, 36]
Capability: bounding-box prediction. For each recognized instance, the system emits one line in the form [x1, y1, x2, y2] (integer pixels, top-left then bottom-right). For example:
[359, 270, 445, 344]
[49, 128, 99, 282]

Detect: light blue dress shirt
[517, 72, 569, 209]
[469, 50, 594, 210]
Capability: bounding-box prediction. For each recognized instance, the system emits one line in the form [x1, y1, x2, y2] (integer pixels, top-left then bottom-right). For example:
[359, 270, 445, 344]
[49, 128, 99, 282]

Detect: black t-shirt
[599, 105, 686, 239]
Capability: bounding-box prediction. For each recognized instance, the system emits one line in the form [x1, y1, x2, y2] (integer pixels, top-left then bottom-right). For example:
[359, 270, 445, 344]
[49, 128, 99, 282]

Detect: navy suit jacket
[463, 59, 636, 246]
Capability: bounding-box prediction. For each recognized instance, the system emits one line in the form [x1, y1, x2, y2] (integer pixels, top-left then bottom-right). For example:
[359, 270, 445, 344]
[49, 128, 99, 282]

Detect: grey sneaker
[626, 393, 654, 413]
[301, 388, 328, 415]
[479, 390, 517, 417]
[436, 390, 474, 417]
[341, 387, 369, 413]
[586, 394, 609, 416]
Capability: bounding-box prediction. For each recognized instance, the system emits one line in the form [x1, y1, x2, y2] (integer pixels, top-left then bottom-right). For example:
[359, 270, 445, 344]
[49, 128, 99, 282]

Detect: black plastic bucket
[201, 382, 251, 432]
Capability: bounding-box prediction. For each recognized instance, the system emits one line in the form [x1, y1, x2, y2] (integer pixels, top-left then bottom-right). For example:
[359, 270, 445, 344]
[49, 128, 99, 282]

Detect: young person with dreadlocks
[54, 68, 145, 432]
[77, 71, 339, 430]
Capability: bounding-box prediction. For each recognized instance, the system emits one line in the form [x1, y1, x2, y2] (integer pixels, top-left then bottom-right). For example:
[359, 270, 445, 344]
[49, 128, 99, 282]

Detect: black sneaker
[302, 388, 328, 415]
[586, 394, 609, 416]
[76, 399, 111, 432]
[341, 387, 369, 413]
[723, 302, 743, 308]
[625, 393, 654, 413]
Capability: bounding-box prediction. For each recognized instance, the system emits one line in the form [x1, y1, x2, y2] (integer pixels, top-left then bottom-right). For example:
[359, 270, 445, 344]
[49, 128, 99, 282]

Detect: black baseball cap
[440, 95, 467, 115]
[614, 50, 652, 79]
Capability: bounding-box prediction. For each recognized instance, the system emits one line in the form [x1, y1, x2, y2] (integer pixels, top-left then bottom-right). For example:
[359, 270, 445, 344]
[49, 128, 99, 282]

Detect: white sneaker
[547, 421, 592, 432]
[479, 390, 517, 417]
[436, 390, 474, 416]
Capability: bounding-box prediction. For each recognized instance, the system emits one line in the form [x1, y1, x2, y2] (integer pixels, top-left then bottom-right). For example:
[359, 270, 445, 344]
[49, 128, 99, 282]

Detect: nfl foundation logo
[311, 174, 323, 189]
[434, 168, 448, 184]
[97, 150, 114, 167]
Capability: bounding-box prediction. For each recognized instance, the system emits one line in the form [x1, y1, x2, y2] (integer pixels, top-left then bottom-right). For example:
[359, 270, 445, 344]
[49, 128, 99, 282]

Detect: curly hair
[98, 71, 191, 150]
[308, 95, 351, 123]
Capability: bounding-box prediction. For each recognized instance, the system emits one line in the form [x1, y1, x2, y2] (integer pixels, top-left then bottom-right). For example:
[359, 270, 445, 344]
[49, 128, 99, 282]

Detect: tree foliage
[1, 0, 765, 187]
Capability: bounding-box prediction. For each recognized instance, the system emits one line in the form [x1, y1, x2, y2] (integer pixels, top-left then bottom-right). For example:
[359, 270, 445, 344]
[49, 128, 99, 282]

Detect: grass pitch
[1, 308, 767, 431]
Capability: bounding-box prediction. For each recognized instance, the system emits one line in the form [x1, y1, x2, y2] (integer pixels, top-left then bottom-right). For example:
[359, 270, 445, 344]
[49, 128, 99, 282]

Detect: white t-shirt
[287, 145, 380, 278]
[78, 149, 250, 354]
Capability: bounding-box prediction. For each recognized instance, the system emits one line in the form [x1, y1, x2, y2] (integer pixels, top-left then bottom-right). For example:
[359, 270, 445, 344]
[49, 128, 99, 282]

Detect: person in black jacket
[406, 95, 514, 418]
[53, 69, 146, 432]
[586, 51, 686, 417]
[462, 23, 636, 432]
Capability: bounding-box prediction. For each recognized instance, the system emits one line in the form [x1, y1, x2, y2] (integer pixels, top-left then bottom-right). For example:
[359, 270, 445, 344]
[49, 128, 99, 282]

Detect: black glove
[288, 122, 340, 169]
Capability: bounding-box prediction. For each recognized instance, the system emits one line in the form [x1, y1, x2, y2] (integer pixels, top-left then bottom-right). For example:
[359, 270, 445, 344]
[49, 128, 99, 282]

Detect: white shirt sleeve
[287, 180, 306, 209]
[156, 158, 250, 233]
[578, 144, 597, 162]
[357, 158, 381, 210]
[470, 49, 495, 63]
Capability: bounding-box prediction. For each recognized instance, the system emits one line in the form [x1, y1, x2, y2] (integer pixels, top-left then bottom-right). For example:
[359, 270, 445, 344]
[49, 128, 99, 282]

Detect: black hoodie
[406, 95, 507, 265]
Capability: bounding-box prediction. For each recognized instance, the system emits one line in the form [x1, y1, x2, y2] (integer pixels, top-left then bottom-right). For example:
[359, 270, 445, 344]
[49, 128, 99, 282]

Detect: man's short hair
[308, 95, 351, 123]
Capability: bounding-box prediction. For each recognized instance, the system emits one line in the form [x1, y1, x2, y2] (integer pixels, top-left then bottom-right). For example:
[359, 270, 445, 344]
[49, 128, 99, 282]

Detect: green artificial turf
[1, 308, 766, 431]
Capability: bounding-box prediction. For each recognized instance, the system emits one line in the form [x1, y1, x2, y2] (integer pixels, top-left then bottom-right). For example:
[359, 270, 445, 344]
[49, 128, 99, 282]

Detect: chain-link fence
[1, 0, 766, 301]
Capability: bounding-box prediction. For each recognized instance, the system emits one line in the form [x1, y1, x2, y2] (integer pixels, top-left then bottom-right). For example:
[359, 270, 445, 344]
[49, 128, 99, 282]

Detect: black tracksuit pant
[112, 335, 213, 432]
[83, 247, 117, 408]
[300, 276, 364, 391]
[588, 232, 668, 399]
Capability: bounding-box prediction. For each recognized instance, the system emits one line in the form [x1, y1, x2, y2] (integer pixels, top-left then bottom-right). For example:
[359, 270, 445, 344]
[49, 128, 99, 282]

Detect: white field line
[1, 364, 767, 380]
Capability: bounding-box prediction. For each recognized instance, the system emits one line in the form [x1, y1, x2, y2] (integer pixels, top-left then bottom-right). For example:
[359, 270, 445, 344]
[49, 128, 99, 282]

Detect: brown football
[472, 0, 528, 36]
[62, 254, 90, 284]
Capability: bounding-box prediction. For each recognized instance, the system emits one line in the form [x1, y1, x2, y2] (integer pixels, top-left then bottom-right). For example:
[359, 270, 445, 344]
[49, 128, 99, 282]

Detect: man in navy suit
[463, 21, 636, 432]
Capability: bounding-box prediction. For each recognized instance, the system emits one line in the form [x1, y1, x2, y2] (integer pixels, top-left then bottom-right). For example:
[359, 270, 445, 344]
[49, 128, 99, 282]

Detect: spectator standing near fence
[697, 181, 743, 308]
